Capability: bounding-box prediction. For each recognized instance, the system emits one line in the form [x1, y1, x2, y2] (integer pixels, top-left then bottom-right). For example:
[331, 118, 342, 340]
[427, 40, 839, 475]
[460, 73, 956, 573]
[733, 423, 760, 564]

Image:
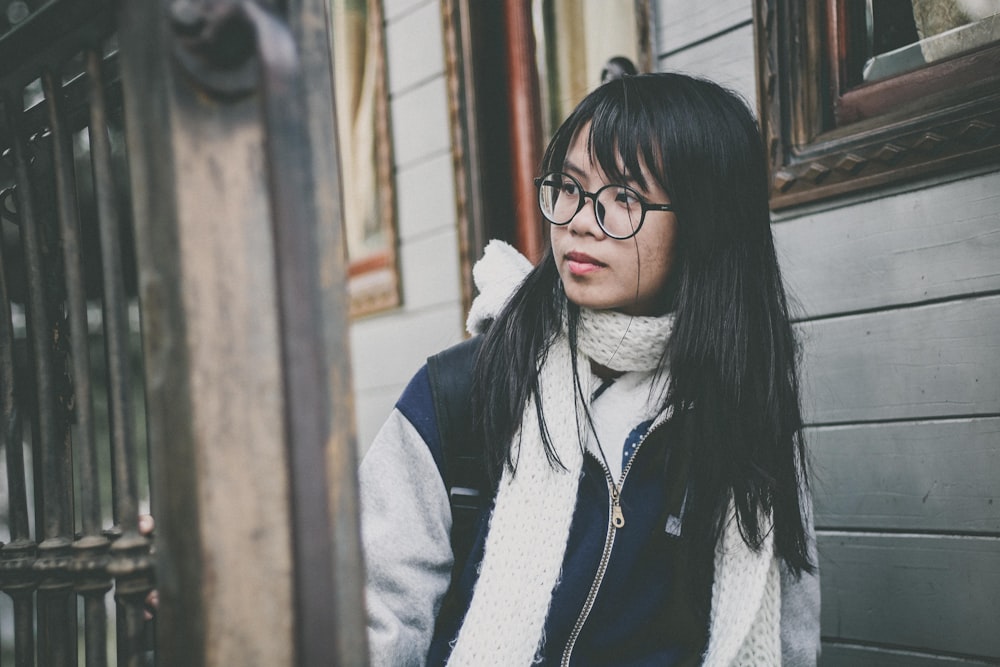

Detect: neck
[590, 359, 624, 381]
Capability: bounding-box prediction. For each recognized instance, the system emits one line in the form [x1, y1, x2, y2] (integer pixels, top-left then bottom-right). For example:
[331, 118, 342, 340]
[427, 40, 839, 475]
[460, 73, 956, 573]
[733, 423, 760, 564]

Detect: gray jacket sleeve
[360, 410, 454, 667]
[780, 486, 821, 666]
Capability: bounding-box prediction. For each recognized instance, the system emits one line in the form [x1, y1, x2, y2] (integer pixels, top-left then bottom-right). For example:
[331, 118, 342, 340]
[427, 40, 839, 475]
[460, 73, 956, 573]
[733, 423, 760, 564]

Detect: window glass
[864, 0, 1000, 81]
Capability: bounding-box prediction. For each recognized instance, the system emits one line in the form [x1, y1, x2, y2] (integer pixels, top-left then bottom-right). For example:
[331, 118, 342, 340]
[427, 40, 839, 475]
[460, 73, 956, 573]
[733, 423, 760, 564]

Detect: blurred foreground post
[117, 1, 367, 664]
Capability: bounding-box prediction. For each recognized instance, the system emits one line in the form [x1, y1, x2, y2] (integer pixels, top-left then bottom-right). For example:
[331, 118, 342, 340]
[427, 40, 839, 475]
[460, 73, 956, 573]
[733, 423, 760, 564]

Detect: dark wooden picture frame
[754, 0, 1000, 210]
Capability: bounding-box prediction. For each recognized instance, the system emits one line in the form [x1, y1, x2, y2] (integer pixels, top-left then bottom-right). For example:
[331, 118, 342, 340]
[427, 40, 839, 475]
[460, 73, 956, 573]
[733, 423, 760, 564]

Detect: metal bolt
[6, 1, 30, 25]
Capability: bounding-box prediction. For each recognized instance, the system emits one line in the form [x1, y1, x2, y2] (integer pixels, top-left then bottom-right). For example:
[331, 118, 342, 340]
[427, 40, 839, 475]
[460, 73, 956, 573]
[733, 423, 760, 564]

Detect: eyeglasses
[534, 171, 675, 240]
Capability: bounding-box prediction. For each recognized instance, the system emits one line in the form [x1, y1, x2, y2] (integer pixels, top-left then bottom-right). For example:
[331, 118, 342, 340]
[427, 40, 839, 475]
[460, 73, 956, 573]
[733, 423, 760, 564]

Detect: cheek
[638, 231, 677, 290]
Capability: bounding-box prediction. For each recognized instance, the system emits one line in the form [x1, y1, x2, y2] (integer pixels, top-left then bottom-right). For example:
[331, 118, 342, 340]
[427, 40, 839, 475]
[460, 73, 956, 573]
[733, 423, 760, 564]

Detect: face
[549, 126, 678, 316]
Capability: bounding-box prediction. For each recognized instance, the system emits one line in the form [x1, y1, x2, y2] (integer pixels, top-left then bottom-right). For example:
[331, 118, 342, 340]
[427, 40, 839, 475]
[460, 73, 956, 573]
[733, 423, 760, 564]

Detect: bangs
[540, 77, 669, 196]
[585, 85, 660, 193]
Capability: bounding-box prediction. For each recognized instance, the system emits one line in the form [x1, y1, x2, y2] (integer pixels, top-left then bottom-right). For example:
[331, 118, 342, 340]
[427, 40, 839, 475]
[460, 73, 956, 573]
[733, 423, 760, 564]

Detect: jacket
[360, 353, 821, 666]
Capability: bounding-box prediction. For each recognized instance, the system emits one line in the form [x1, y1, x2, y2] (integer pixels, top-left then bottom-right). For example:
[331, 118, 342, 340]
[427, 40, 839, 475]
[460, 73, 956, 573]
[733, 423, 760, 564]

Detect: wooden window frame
[754, 0, 1000, 210]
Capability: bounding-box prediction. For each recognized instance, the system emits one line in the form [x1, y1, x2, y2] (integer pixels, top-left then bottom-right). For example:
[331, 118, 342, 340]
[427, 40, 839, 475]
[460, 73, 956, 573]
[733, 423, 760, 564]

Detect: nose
[567, 192, 606, 238]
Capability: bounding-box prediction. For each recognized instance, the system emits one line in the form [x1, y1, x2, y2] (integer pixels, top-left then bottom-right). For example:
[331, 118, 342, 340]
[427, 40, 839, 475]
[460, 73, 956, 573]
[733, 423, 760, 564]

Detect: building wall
[351, 0, 466, 450]
[655, 0, 1000, 663]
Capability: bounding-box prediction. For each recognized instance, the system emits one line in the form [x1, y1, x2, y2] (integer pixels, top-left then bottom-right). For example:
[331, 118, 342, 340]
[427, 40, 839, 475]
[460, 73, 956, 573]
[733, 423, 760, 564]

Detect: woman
[360, 72, 819, 666]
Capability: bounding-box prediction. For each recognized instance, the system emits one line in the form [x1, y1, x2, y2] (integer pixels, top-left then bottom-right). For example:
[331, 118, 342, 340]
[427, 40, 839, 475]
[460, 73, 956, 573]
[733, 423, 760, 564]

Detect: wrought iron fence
[0, 1, 153, 665]
[1, 0, 366, 664]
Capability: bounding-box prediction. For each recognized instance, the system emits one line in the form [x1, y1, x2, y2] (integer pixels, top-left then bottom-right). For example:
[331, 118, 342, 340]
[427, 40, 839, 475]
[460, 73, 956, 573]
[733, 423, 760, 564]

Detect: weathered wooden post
[116, 0, 367, 664]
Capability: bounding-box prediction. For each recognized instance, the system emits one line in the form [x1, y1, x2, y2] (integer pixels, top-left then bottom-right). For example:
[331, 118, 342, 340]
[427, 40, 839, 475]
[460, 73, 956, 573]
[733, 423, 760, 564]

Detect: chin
[564, 290, 618, 311]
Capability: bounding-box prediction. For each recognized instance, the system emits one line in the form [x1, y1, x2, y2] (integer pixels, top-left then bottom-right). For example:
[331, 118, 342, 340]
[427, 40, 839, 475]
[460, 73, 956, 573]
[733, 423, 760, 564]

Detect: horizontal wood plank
[655, 0, 751, 54]
[658, 22, 756, 109]
[383, 0, 430, 22]
[798, 295, 1000, 424]
[349, 301, 463, 391]
[818, 533, 1000, 658]
[809, 418, 1000, 534]
[395, 152, 457, 241]
[399, 228, 462, 310]
[775, 170, 1000, 320]
[822, 642, 999, 666]
[385, 0, 445, 94]
[390, 76, 450, 168]
[355, 383, 406, 456]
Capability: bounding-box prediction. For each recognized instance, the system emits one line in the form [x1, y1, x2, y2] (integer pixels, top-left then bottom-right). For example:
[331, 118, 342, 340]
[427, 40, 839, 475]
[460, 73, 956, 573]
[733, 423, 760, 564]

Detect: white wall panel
[354, 384, 407, 457]
[655, 0, 751, 54]
[351, 0, 466, 454]
[658, 22, 756, 109]
[399, 228, 462, 310]
[351, 299, 465, 450]
[390, 76, 450, 168]
[394, 152, 456, 241]
[350, 302, 464, 393]
[386, 0, 444, 94]
[383, 0, 431, 22]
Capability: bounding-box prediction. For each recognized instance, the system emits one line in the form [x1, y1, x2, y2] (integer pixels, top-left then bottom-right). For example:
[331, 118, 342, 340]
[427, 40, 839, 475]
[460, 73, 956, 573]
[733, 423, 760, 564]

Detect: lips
[565, 251, 606, 276]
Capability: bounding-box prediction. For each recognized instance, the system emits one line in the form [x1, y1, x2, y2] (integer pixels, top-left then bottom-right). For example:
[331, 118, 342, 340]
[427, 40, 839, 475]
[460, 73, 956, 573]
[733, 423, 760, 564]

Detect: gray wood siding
[810, 419, 1000, 533]
[656, 0, 1000, 663]
[799, 295, 1000, 423]
[819, 534, 1000, 656]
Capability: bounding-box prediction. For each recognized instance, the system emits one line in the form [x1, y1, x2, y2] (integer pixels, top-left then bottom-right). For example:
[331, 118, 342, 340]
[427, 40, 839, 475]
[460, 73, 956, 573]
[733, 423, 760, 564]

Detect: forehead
[563, 125, 656, 190]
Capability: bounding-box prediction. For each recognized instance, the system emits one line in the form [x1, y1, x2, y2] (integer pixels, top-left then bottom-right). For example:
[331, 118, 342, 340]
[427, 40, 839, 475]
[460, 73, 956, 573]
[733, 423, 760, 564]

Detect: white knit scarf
[449, 241, 673, 665]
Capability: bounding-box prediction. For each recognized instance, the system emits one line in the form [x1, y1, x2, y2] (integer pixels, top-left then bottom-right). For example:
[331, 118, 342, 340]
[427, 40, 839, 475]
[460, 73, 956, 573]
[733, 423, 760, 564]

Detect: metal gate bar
[0, 98, 36, 661]
[87, 41, 151, 667]
[1, 3, 153, 664]
[7, 84, 81, 667]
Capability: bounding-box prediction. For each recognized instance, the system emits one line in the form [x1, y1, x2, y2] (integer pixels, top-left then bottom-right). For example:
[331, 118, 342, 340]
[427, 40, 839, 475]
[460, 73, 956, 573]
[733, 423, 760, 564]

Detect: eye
[613, 187, 641, 207]
[560, 179, 580, 196]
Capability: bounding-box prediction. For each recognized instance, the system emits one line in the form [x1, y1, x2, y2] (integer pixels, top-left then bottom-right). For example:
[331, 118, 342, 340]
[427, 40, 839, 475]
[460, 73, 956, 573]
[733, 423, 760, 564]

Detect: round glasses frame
[533, 171, 675, 240]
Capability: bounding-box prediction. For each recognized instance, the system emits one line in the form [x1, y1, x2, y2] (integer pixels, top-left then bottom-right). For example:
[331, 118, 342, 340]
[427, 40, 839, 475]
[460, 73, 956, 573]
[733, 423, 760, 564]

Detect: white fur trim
[465, 240, 534, 335]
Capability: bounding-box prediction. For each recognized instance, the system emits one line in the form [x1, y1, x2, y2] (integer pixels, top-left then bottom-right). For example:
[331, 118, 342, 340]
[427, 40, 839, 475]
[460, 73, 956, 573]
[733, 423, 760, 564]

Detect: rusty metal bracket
[168, 0, 263, 97]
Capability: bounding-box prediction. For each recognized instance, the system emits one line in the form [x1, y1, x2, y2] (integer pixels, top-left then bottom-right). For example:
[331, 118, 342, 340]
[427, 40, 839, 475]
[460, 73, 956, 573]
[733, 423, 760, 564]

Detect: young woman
[360, 72, 819, 666]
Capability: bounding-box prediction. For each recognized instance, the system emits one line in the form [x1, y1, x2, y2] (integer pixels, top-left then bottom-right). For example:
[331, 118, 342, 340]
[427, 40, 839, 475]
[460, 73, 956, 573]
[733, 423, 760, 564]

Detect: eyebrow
[561, 159, 588, 180]
[562, 158, 645, 191]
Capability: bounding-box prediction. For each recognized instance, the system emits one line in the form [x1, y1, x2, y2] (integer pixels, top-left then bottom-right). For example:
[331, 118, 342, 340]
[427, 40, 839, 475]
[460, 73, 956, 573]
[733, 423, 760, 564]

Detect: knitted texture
[450, 242, 672, 665]
[576, 306, 673, 372]
[702, 507, 781, 667]
[732, 559, 782, 665]
[455, 241, 783, 664]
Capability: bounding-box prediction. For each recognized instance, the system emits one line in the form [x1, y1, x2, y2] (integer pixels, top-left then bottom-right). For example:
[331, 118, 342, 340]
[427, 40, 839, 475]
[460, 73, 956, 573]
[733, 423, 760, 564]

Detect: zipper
[559, 408, 672, 666]
[560, 461, 618, 667]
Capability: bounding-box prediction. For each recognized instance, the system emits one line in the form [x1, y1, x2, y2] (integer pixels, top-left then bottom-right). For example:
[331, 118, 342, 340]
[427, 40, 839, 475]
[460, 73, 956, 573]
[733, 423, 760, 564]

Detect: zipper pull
[611, 487, 625, 529]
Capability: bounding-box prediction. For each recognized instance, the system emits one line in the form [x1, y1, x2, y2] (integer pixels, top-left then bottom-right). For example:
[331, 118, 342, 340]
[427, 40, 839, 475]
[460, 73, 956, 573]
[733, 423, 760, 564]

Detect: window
[754, 0, 1000, 210]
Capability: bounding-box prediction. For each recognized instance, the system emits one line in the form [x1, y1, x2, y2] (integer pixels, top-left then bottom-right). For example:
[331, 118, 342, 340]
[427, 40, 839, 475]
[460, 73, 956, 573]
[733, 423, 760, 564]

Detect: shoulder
[395, 364, 441, 469]
[393, 336, 483, 477]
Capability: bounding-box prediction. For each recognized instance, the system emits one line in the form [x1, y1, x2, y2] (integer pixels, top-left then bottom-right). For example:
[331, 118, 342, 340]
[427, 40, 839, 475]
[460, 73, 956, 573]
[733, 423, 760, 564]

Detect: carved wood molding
[755, 0, 1000, 210]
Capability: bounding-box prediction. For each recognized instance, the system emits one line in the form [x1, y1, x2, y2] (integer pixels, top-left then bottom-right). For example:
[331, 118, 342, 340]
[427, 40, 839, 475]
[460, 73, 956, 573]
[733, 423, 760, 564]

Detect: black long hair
[470, 72, 814, 580]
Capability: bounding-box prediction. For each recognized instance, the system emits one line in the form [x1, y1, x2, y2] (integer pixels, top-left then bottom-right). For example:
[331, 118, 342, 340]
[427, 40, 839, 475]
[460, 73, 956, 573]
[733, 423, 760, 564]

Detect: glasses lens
[596, 185, 644, 238]
[537, 172, 581, 224]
